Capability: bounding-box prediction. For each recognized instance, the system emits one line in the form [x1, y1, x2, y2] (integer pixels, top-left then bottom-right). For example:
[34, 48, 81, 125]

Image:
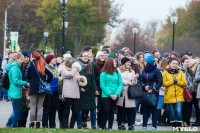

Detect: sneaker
[142, 127, 147, 131]
[190, 117, 196, 123]
[121, 125, 126, 130]
[148, 117, 152, 125]
[152, 127, 156, 131]
[135, 118, 143, 126]
[128, 126, 135, 131]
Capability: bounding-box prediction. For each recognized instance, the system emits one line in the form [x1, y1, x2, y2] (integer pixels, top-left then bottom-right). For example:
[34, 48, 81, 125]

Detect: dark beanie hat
[22, 51, 30, 58]
[118, 50, 125, 55]
[45, 54, 56, 64]
[121, 57, 130, 66]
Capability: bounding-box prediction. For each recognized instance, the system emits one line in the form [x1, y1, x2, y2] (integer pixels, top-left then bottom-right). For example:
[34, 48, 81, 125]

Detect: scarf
[166, 68, 180, 74]
[79, 60, 88, 70]
[144, 63, 157, 73]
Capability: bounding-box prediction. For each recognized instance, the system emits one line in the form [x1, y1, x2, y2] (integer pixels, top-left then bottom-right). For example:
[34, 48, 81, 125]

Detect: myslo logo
[173, 127, 198, 131]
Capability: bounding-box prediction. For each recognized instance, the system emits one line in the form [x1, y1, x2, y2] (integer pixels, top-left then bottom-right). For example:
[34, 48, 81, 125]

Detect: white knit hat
[63, 54, 72, 60]
[95, 51, 104, 59]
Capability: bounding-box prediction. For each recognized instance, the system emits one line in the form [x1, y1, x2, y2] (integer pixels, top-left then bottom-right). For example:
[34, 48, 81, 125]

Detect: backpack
[0, 72, 10, 90]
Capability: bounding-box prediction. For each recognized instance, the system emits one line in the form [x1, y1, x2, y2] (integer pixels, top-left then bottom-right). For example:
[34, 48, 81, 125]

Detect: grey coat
[194, 63, 200, 99]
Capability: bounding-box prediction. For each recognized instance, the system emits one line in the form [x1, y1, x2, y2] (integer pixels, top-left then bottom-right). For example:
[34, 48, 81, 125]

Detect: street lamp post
[3, 2, 14, 58]
[170, 16, 178, 51]
[132, 28, 138, 54]
[60, 0, 68, 55]
[44, 32, 49, 53]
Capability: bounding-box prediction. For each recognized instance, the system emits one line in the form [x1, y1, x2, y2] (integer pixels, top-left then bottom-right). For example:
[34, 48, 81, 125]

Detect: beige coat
[116, 69, 137, 108]
[58, 62, 87, 99]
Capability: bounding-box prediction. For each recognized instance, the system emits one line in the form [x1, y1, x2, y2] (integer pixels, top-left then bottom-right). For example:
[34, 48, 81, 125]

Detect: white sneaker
[190, 117, 196, 123]
[135, 118, 143, 126]
[148, 117, 152, 125]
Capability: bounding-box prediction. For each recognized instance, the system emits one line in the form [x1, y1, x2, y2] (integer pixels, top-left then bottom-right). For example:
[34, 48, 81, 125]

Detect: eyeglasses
[82, 55, 89, 58]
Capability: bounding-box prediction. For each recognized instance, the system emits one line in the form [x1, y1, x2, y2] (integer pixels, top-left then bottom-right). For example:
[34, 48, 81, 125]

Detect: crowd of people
[0, 46, 200, 131]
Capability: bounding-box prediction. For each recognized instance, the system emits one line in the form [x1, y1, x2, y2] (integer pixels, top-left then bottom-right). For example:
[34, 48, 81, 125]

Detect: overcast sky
[117, 0, 191, 27]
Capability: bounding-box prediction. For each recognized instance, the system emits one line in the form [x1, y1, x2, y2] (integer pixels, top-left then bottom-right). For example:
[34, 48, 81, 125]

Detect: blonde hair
[119, 63, 132, 73]
[64, 57, 76, 68]
[8, 52, 24, 64]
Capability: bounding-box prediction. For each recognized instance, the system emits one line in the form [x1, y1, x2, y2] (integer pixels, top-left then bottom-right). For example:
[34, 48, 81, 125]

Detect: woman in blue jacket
[100, 58, 123, 130]
[140, 55, 162, 131]
[6, 53, 29, 128]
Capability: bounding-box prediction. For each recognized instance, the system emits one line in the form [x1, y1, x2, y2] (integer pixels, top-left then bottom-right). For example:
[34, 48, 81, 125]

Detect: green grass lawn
[0, 128, 185, 133]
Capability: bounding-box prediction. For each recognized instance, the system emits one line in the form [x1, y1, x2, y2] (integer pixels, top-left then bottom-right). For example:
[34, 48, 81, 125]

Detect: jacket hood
[6, 61, 21, 72]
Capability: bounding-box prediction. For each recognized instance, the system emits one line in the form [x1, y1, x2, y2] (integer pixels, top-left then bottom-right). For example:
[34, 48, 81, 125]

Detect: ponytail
[32, 51, 45, 75]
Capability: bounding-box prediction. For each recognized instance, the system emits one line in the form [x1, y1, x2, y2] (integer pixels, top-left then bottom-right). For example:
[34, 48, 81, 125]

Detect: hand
[145, 86, 149, 91]
[80, 88, 85, 92]
[95, 91, 99, 96]
[135, 73, 139, 78]
[128, 81, 134, 86]
[173, 76, 177, 82]
[112, 94, 118, 100]
[80, 77, 84, 82]
[27, 83, 30, 87]
[110, 95, 114, 99]
[147, 89, 152, 93]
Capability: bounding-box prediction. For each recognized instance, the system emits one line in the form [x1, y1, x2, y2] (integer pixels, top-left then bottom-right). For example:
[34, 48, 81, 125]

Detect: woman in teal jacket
[100, 58, 123, 129]
[6, 53, 29, 128]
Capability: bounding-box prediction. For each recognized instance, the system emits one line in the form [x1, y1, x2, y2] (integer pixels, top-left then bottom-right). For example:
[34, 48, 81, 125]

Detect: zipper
[113, 74, 114, 95]
[173, 74, 177, 102]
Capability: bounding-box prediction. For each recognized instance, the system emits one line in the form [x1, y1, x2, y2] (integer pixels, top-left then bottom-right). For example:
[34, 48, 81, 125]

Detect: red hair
[32, 51, 45, 75]
[101, 58, 118, 74]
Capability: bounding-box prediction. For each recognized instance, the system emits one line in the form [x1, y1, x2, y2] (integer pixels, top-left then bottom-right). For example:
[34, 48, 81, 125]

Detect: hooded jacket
[6, 61, 27, 99]
[163, 65, 187, 103]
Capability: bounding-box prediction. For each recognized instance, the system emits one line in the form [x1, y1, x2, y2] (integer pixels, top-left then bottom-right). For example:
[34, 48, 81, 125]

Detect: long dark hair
[95, 58, 104, 70]
[80, 52, 92, 75]
[101, 58, 118, 74]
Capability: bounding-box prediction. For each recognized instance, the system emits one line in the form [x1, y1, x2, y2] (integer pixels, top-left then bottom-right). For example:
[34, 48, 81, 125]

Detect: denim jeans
[0, 88, 3, 100]
[3, 89, 8, 100]
[6, 99, 21, 128]
[142, 105, 158, 128]
[77, 108, 96, 128]
[168, 102, 183, 122]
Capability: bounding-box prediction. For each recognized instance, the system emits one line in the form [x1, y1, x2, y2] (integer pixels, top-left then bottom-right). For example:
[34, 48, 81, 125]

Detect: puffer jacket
[139, 66, 162, 94]
[100, 71, 123, 97]
[6, 61, 27, 99]
[163, 65, 187, 103]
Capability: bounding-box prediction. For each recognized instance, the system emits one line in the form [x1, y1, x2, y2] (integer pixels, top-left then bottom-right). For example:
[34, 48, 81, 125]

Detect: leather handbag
[32, 62, 52, 95]
[141, 92, 158, 107]
[128, 83, 144, 99]
[183, 86, 193, 102]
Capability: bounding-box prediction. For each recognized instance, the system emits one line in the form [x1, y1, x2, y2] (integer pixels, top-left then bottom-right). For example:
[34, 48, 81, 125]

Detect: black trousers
[183, 101, 191, 124]
[97, 95, 104, 126]
[189, 92, 200, 122]
[62, 98, 79, 128]
[42, 92, 59, 128]
[101, 97, 117, 129]
[117, 98, 134, 127]
[58, 99, 64, 124]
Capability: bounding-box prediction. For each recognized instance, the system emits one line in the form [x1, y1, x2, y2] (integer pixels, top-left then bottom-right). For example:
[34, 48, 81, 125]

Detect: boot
[29, 122, 35, 128]
[60, 122, 64, 129]
[21, 120, 27, 127]
[69, 123, 75, 129]
[36, 122, 41, 128]
[82, 122, 87, 129]
[18, 120, 23, 127]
